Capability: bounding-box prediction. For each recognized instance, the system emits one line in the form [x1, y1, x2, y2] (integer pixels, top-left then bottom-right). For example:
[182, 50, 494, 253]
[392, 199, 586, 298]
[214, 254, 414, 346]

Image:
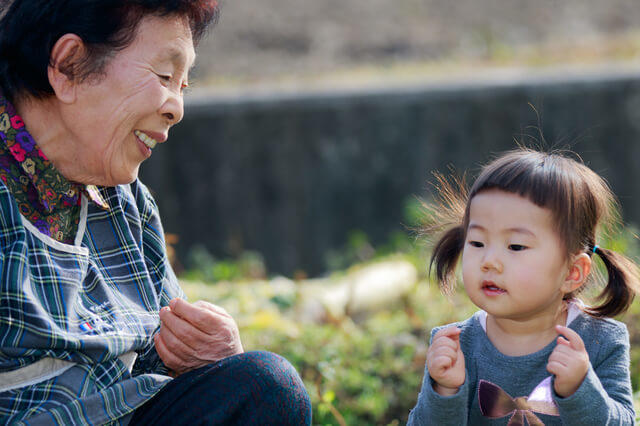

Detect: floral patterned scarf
[0, 93, 109, 244]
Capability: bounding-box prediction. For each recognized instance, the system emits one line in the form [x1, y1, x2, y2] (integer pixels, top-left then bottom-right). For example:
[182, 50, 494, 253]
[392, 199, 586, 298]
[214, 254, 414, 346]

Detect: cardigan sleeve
[407, 326, 470, 426]
[553, 322, 635, 425]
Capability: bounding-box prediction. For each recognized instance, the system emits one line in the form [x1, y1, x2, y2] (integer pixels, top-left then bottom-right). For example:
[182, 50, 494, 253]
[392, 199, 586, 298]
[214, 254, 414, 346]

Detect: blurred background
[139, 1, 640, 423]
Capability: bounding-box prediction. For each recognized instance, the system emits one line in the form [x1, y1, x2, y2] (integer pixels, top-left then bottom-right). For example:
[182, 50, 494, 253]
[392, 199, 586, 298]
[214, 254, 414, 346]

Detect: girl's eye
[468, 241, 484, 248]
[509, 244, 527, 251]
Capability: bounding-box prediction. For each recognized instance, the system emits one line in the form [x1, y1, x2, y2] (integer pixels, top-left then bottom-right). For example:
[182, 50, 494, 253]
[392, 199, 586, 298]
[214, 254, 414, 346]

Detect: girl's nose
[480, 250, 503, 273]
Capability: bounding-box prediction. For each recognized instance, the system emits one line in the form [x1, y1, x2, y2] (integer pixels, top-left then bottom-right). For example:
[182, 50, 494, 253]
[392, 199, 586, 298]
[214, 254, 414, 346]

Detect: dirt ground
[192, 0, 640, 88]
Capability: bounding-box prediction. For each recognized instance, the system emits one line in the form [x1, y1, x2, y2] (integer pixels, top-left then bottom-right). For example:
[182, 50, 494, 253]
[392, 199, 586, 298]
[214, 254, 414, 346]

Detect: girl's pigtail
[586, 247, 640, 317]
[420, 171, 468, 294]
[429, 226, 465, 295]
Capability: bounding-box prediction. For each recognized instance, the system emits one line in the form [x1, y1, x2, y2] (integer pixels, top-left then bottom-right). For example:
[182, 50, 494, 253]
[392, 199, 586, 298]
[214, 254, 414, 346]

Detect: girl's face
[462, 189, 575, 322]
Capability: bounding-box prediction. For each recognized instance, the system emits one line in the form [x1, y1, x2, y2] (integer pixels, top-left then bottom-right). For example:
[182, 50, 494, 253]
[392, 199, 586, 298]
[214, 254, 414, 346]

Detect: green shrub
[180, 221, 640, 424]
[235, 286, 640, 424]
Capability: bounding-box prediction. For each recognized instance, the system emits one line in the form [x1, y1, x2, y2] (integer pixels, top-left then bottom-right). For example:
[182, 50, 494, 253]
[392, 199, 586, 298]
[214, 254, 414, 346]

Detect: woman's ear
[48, 34, 86, 104]
[562, 253, 592, 294]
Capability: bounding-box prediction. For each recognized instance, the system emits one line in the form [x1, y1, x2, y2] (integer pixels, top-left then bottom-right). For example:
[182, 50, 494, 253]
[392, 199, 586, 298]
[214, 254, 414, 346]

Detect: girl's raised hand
[546, 325, 590, 397]
[427, 326, 465, 396]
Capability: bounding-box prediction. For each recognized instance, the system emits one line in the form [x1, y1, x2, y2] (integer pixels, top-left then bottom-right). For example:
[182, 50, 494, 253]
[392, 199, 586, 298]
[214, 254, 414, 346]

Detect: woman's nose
[160, 90, 184, 125]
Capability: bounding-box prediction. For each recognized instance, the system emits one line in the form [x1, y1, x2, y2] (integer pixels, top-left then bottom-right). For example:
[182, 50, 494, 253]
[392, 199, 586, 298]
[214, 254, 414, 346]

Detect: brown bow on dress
[478, 377, 560, 426]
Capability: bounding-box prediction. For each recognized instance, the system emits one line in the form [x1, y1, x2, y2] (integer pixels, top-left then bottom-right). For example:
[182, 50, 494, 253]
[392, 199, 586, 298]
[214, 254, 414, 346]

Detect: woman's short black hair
[0, 0, 219, 102]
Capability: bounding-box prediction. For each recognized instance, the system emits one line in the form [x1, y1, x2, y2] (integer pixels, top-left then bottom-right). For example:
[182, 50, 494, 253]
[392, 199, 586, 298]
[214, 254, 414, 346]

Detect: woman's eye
[509, 244, 527, 251]
[469, 241, 484, 248]
[156, 73, 172, 82]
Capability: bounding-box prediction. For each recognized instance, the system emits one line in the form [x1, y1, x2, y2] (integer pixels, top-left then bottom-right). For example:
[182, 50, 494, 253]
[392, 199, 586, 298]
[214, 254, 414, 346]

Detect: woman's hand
[427, 326, 465, 396]
[546, 325, 589, 397]
[154, 298, 244, 377]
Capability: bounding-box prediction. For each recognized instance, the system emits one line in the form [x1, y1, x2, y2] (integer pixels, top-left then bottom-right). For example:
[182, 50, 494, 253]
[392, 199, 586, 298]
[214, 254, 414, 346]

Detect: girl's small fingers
[433, 327, 461, 342]
[551, 344, 575, 361]
[546, 360, 566, 376]
[430, 337, 459, 352]
[431, 355, 455, 372]
[550, 352, 572, 368]
[548, 350, 576, 374]
[428, 350, 455, 371]
[432, 345, 457, 361]
[555, 325, 585, 351]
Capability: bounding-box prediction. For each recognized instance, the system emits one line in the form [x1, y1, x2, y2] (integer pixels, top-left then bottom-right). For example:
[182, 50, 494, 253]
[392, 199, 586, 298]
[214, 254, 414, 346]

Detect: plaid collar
[0, 93, 109, 212]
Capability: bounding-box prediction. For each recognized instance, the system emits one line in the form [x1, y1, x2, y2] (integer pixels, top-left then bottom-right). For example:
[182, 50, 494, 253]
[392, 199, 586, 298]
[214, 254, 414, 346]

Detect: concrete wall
[139, 69, 640, 276]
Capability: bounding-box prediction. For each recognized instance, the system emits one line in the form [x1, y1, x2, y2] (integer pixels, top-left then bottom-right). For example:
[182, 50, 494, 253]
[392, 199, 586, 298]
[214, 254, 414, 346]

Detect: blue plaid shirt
[0, 141, 183, 422]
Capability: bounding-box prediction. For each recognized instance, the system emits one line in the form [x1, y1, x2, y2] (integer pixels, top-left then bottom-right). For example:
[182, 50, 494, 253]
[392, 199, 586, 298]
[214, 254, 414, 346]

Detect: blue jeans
[129, 351, 312, 425]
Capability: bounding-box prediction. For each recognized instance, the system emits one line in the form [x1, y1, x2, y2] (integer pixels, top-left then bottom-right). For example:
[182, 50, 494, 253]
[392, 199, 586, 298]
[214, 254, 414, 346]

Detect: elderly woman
[0, 1, 311, 424]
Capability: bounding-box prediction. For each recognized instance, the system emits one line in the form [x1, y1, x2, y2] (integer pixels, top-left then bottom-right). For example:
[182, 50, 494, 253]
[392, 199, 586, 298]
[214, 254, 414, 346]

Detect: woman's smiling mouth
[134, 130, 158, 149]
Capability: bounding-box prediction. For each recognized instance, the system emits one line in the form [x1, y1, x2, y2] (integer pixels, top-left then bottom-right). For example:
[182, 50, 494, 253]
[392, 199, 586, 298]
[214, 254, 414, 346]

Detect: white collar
[477, 299, 584, 332]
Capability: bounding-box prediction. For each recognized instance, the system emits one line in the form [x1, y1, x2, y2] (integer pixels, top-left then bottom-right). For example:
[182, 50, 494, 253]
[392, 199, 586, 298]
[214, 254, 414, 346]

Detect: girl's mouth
[482, 281, 506, 296]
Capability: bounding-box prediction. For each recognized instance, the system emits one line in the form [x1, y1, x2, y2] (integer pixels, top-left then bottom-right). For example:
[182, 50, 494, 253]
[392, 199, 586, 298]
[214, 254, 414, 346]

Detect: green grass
[181, 267, 640, 424]
[177, 208, 640, 423]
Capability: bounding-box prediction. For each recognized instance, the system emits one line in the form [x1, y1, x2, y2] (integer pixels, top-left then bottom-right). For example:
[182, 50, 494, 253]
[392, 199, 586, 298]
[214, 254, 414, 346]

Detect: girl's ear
[562, 253, 592, 294]
[48, 34, 86, 104]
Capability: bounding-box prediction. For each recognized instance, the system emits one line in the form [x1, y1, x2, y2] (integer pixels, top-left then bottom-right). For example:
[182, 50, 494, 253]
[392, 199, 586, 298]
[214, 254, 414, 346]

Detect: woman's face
[62, 14, 195, 186]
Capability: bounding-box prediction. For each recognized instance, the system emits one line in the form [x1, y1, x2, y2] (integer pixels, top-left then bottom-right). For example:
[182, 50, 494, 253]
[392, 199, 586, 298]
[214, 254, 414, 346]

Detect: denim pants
[129, 351, 312, 425]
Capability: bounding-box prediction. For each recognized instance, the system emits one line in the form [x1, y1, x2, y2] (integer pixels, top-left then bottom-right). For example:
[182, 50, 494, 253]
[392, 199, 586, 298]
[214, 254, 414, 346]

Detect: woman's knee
[226, 350, 312, 424]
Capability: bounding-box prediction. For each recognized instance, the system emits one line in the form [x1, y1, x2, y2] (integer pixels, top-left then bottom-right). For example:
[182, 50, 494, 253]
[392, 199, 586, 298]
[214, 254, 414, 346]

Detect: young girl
[408, 148, 639, 425]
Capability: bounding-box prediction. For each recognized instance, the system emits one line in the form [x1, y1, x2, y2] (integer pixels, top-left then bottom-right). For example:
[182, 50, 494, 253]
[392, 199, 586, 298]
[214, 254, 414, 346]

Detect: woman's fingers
[154, 333, 191, 373]
[157, 299, 244, 367]
[168, 298, 228, 334]
[192, 300, 232, 318]
[158, 317, 199, 360]
[159, 307, 209, 350]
